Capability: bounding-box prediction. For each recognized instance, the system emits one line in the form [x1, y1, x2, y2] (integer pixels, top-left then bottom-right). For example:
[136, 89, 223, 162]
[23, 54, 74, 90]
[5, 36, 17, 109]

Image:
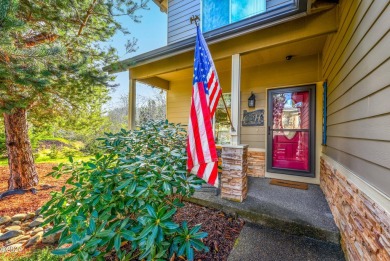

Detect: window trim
[214, 93, 231, 146]
[201, 0, 307, 39]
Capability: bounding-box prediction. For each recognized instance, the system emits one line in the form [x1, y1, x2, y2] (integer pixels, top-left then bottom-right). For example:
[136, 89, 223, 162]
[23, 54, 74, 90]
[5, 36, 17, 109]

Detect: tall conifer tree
[0, 0, 147, 189]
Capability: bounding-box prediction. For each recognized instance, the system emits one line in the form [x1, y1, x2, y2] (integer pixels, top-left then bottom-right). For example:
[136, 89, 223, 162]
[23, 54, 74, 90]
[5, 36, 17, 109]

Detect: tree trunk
[3, 108, 38, 190]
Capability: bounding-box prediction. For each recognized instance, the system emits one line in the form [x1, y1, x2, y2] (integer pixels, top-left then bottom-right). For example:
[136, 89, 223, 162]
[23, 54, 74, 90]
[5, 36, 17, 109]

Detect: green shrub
[0, 136, 6, 157]
[47, 145, 60, 159]
[62, 147, 83, 158]
[41, 121, 207, 261]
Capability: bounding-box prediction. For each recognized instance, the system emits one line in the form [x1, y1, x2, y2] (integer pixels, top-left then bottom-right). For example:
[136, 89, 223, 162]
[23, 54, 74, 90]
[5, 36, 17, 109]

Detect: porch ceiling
[156, 35, 327, 82]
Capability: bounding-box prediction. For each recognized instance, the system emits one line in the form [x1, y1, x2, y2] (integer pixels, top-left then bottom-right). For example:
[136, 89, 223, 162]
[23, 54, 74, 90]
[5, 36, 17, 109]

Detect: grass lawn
[0, 247, 61, 261]
[0, 156, 93, 166]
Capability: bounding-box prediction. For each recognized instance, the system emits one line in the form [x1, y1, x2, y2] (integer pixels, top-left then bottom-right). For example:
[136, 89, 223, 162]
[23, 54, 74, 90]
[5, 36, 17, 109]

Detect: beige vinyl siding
[322, 0, 390, 196]
[167, 70, 231, 124]
[167, 53, 321, 148]
[240, 54, 320, 148]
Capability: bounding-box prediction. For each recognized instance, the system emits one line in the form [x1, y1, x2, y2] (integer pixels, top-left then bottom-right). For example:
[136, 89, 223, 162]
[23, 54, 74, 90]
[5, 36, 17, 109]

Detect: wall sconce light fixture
[248, 92, 256, 108]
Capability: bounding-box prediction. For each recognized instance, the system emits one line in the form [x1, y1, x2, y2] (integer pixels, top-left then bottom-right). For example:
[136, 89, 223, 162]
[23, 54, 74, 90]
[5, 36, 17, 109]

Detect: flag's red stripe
[197, 82, 218, 162]
[208, 72, 215, 91]
[208, 162, 218, 186]
[197, 164, 206, 179]
[190, 95, 206, 165]
[210, 91, 222, 117]
[186, 137, 194, 170]
[209, 81, 220, 113]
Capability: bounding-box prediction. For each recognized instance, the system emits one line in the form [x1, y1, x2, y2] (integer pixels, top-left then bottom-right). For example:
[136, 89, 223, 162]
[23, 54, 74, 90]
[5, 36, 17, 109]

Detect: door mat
[270, 179, 308, 190]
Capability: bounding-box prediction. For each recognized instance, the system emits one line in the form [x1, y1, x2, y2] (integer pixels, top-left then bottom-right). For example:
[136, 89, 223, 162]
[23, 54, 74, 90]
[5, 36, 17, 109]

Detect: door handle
[268, 126, 271, 135]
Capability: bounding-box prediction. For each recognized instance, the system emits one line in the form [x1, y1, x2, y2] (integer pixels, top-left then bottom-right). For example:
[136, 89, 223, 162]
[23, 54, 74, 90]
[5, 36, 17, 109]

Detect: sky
[105, 2, 168, 109]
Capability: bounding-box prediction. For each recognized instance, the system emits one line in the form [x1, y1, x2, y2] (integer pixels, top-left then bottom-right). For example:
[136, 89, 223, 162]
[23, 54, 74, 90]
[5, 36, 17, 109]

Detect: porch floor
[187, 177, 340, 244]
[228, 223, 345, 261]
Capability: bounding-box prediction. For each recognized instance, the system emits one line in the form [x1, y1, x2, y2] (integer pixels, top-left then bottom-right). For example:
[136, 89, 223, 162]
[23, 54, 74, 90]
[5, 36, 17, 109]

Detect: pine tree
[0, 0, 147, 190]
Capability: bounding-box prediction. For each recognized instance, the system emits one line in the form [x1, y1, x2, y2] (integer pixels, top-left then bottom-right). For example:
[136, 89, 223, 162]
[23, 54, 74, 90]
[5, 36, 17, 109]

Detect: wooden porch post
[231, 54, 241, 145]
[128, 70, 136, 130]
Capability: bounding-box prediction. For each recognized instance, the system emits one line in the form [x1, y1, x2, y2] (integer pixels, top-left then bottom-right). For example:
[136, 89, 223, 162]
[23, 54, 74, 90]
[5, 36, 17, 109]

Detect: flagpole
[220, 94, 235, 132]
[190, 15, 236, 132]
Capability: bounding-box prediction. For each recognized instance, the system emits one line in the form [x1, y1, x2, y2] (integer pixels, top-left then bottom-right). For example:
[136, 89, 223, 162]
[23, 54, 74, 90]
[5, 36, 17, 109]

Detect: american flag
[186, 26, 222, 187]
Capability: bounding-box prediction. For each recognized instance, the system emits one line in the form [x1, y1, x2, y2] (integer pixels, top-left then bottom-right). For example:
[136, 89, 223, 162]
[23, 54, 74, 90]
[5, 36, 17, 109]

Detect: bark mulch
[174, 202, 244, 260]
[0, 163, 67, 216]
[0, 163, 244, 260]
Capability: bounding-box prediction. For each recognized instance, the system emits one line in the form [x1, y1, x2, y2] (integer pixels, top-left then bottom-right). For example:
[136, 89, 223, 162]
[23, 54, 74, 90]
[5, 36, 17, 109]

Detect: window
[215, 93, 231, 144]
[202, 0, 266, 32]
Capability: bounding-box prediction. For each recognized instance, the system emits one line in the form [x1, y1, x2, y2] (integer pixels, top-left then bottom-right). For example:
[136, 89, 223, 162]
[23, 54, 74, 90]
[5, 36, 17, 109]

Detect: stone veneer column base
[320, 156, 390, 261]
[221, 145, 248, 202]
[247, 149, 265, 177]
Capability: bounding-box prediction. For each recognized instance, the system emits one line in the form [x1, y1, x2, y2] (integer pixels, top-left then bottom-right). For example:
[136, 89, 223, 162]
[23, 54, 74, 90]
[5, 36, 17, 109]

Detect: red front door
[267, 85, 316, 177]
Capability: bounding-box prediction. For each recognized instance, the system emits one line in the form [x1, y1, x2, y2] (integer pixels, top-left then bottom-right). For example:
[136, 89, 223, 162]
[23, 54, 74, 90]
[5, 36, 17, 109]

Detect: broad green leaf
[138, 224, 154, 239]
[160, 208, 176, 221]
[145, 204, 157, 219]
[121, 231, 136, 241]
[114, 234, 121, 251]
[114, 179, 132, 191]
[52, 248, 71, 255]
[44, 224, 65, 237]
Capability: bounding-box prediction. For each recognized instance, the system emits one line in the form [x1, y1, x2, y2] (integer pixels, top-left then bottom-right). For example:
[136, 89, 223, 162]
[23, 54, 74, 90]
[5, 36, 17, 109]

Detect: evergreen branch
[78, 0, 98, 36]
[24, 32, 58, 48]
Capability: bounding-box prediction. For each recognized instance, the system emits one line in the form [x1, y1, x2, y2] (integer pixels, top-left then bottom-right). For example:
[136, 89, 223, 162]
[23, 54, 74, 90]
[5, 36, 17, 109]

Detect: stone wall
[221, 145, 248, 202]
[247, 150, 265, 177]
[320, 157, 390, 261]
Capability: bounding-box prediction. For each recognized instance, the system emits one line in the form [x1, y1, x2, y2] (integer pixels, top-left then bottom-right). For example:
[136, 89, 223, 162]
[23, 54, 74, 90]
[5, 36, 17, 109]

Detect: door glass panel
[271, 90, 310, 171]
[272, 91, 309, 130]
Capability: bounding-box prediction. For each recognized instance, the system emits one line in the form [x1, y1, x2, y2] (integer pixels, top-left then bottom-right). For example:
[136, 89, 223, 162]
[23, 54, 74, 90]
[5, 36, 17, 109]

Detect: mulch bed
[174, 202, 244, 260]
[0, 163, 67, 216]
[0, 163, 244, 260]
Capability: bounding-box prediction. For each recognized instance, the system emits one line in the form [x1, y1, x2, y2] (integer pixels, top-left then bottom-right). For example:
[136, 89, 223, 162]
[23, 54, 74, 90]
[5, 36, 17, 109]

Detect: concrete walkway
[228, 223, 345, 261]
[187, 177, 340, 244]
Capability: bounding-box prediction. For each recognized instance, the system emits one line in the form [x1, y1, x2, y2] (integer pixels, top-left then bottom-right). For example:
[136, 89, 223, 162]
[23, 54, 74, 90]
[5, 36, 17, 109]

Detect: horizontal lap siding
[322, 0, 390, 196]
[167, 0, 295, 44]
[166, 70, 231, 125]
[240, 54, 320, 149]
[167, 54, 320, 148]
[167, 0, 199, 44]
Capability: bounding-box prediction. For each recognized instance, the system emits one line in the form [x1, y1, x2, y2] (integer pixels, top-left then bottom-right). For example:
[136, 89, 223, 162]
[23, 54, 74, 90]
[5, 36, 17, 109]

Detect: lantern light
[248, 92, 256, 108]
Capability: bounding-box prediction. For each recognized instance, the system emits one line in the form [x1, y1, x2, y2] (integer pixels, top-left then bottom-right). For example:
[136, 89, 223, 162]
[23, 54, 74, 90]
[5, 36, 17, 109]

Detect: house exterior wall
[240, 54, 320, 148]
[321, 156, 390, 261]
[167, 0, 300, 44]
[166, 69, 231, 124]
[321, 0, 390, 260]
[167, 53, 321, 148]
[167, 0, 200, 44]
[322, 0, 390, 197]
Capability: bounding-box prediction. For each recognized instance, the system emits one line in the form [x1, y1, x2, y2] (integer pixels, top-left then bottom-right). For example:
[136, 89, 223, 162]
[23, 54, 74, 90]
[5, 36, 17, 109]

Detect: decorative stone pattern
[247, 150, 265, 177]
[0, 209, 62, 250]
[221, 145, 248, 202]
[320, 157, 390, 261]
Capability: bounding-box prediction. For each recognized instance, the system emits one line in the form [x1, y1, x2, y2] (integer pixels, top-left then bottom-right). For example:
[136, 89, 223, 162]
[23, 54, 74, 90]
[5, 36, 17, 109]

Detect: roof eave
[152, 0, 167, 13]
[104, 1, 311, 74]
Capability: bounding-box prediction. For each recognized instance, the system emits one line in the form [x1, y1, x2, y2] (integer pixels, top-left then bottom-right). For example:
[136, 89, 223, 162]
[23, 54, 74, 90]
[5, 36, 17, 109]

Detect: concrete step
[228, 223, 345, 261]
[186, 177, 341, 245]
